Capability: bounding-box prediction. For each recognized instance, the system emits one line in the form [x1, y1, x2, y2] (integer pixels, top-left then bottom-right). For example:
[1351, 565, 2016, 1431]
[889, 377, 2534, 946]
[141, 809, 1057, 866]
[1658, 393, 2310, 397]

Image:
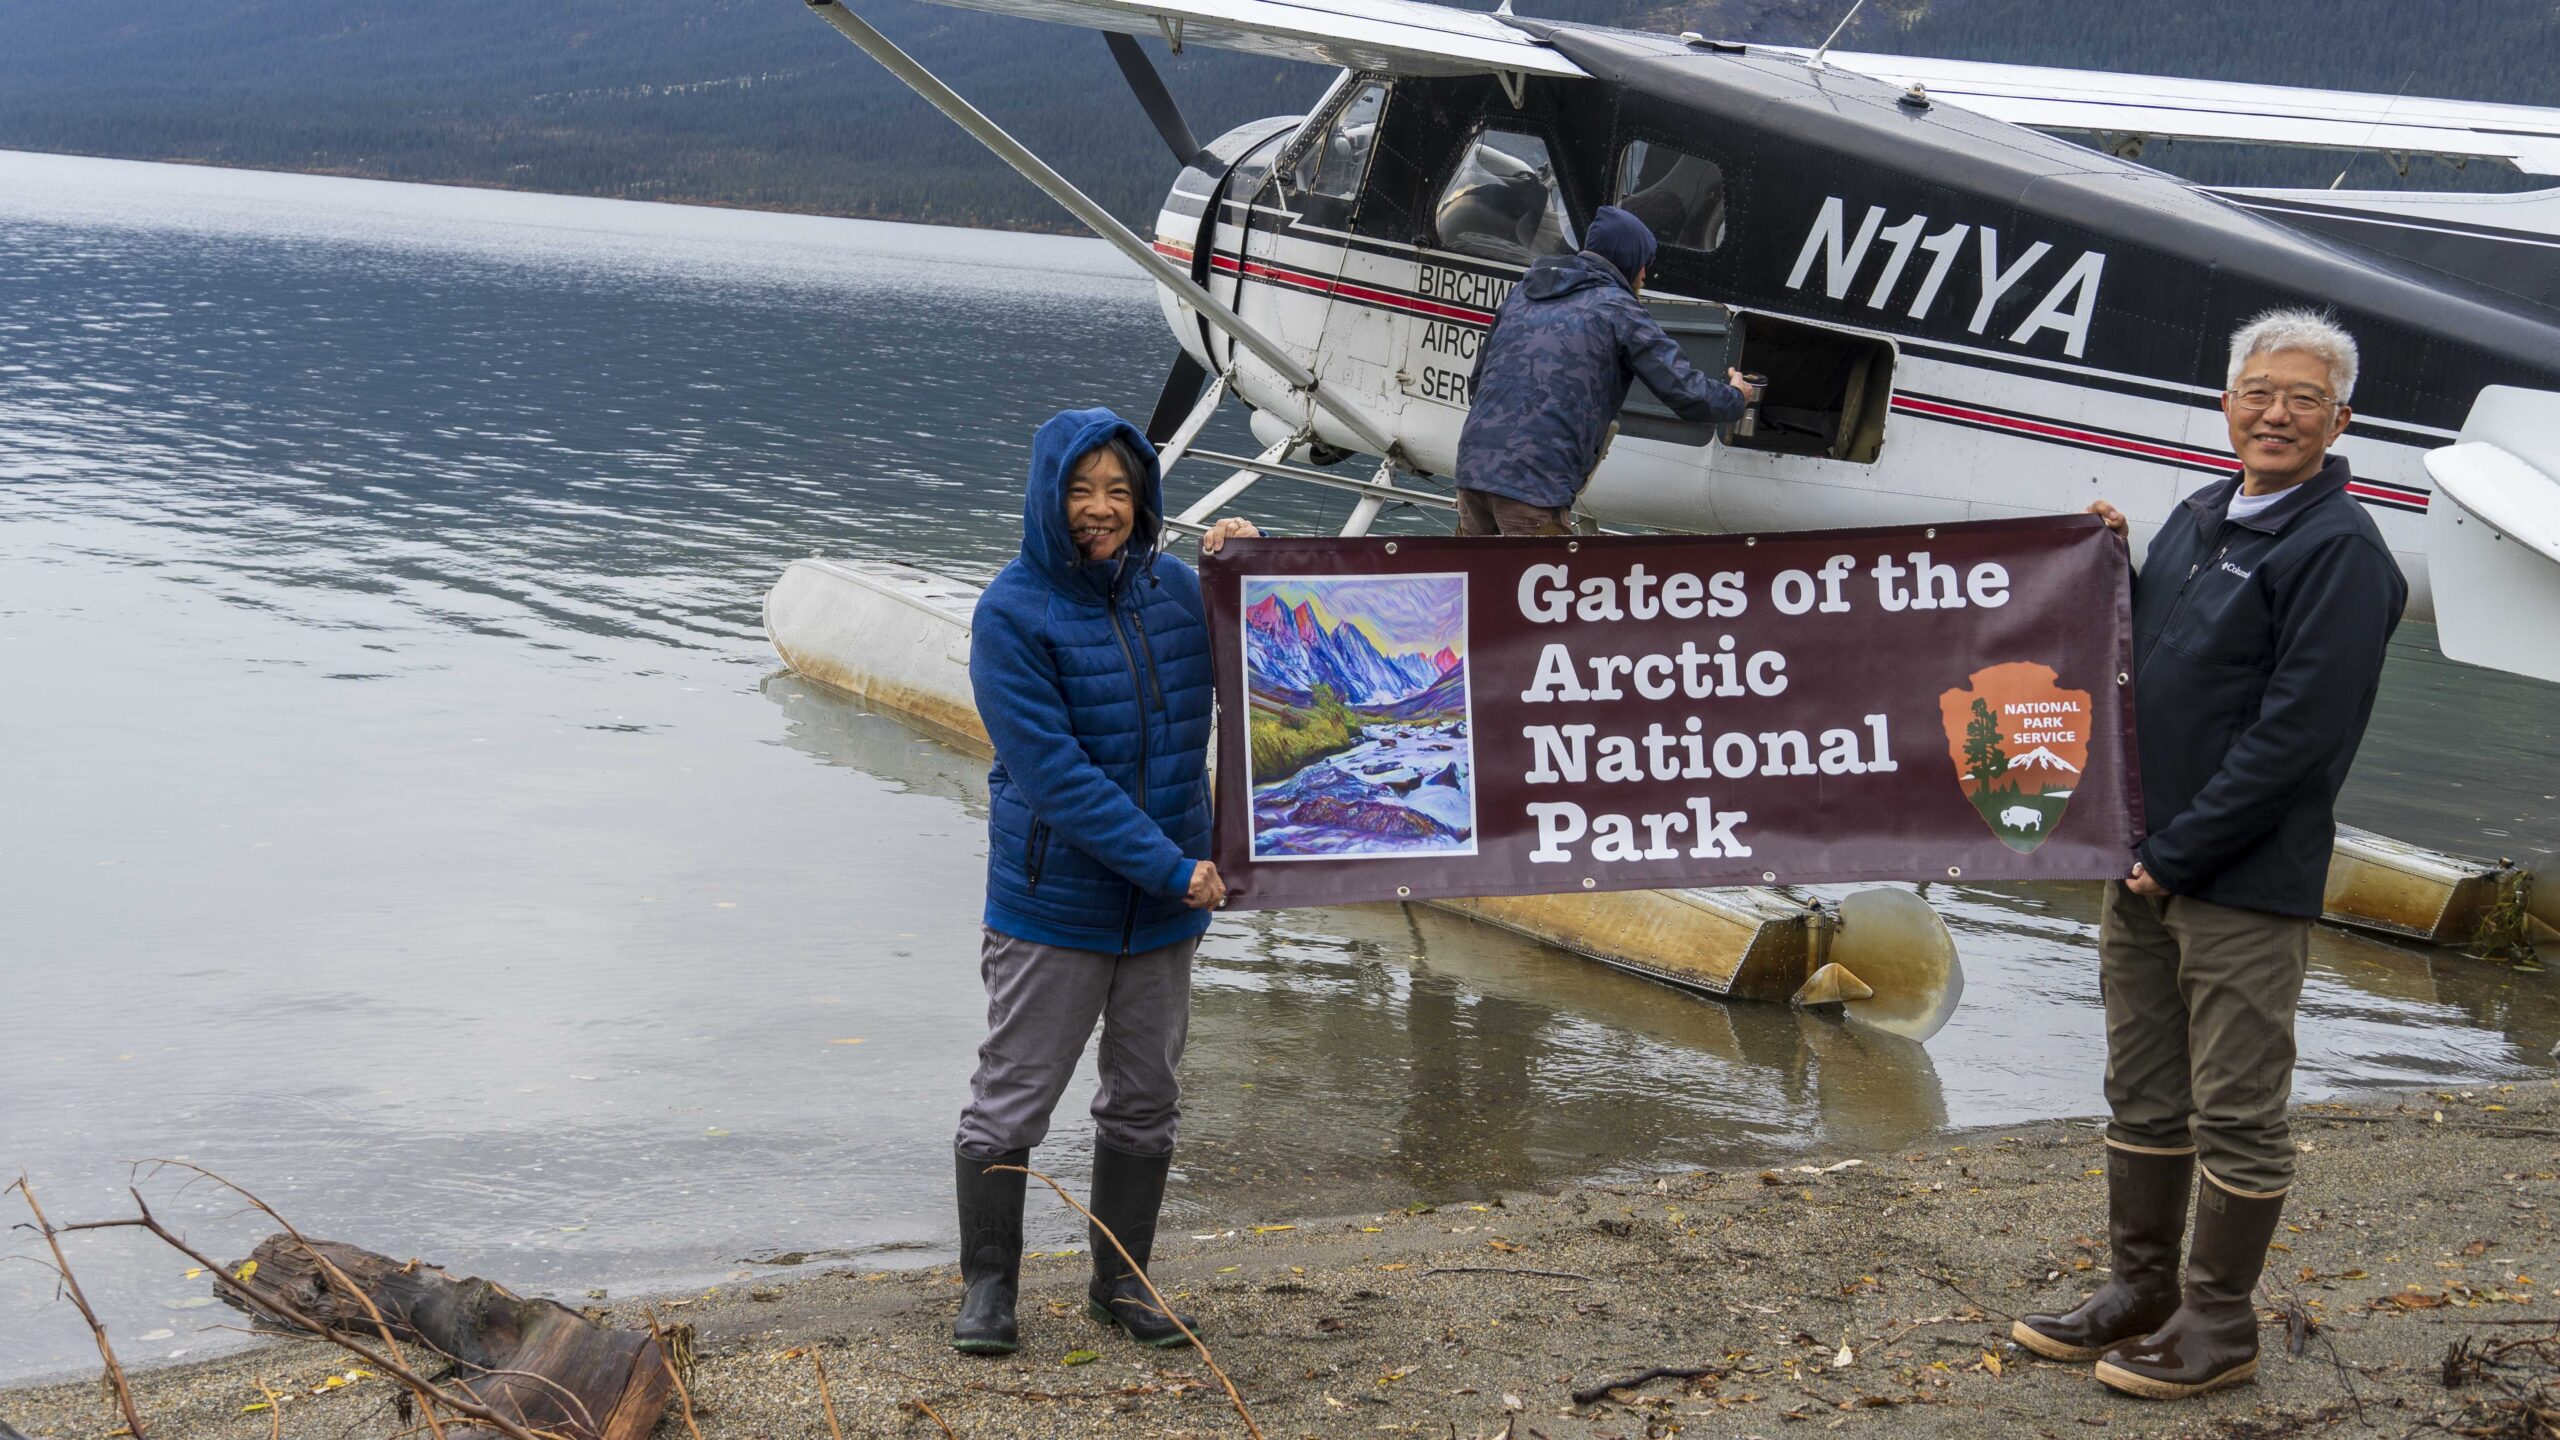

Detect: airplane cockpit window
[1434, 130, 1577, 265]
[1613, 139, 1726, 254]
[1288, 78, 1389, 202]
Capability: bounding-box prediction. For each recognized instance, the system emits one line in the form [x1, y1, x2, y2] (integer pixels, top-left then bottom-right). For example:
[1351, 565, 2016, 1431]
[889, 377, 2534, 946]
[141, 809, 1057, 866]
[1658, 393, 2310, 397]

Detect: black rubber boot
[952, 1146, 1029, 1355]
[2013, 1146, 2194, 1361]
[2097, 1177, 2286, 1399]
[1085, 1141, 1197, 1348]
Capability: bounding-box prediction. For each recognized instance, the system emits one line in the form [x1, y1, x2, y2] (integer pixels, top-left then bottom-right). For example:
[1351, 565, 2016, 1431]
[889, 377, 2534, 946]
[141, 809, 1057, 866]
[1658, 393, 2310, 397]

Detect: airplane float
[764, 0, 2560, 1038]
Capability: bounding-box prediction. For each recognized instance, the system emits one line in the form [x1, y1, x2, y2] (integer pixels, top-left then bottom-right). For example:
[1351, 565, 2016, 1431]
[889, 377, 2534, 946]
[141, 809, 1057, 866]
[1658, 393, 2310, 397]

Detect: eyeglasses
[2229, 387, 2338, 417]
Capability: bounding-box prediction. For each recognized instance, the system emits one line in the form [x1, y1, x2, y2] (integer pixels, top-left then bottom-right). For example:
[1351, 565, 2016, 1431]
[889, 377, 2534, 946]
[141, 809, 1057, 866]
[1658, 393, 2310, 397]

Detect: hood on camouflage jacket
[1455, 249, 1746, 510]
[967, 407, 1214, 954]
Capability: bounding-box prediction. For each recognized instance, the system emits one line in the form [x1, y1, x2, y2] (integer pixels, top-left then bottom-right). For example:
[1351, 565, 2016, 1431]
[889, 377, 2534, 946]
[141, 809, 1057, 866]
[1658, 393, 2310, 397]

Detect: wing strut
[802, 0, 1398, 460]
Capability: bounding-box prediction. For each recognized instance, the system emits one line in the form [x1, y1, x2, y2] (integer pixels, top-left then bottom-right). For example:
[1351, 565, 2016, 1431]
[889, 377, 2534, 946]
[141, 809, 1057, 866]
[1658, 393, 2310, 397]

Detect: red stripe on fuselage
[1152, 240, 1498, 325]
[1156, 240, 2432, 509]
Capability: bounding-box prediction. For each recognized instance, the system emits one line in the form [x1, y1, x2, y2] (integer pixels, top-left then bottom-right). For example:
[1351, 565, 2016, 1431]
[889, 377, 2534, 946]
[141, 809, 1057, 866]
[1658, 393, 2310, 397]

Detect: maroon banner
[1204, 515, 2140, 908]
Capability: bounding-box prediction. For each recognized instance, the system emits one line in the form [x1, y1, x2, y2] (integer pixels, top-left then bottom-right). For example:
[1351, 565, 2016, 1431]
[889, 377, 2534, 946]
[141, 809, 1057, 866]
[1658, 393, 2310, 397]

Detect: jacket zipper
[1104, 579, 1152, 955]
[1025, 819, 1050, 893]
[1129, 604, 1170, 716]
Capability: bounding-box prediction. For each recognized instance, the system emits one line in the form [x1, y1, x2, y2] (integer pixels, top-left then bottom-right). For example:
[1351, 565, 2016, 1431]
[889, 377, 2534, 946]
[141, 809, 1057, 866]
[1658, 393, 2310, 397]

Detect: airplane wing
[1769, 49, 2560, 177]
[889, 0, 1587, 79]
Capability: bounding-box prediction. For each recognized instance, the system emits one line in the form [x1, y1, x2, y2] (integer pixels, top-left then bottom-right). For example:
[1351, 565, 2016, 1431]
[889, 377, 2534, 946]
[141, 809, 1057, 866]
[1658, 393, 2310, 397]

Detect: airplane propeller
[1100, 35, 1219, 445]
[1144, 349, 1213, 448]
[1105, 32, 1210, 169]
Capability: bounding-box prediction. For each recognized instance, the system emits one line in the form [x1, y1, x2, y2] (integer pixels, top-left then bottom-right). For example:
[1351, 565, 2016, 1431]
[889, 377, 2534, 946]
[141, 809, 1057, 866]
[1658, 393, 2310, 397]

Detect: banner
[1203, 515, 2140, 909]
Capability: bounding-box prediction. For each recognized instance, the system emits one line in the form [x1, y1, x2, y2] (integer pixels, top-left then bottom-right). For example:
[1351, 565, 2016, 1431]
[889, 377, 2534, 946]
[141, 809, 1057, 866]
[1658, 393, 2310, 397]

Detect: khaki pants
[1456, 488, 1572, 537]
[2099, 882, 2310, 1197]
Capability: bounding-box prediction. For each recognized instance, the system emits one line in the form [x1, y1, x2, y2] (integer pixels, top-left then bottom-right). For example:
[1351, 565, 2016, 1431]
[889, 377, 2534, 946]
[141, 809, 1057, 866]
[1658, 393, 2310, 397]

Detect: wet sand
[13, 1082, 2560, 1439]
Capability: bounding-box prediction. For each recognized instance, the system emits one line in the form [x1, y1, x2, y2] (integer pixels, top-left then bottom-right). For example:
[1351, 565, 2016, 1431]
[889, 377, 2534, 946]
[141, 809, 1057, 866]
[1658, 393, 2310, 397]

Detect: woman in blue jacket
[953, 406, 1255, 1355]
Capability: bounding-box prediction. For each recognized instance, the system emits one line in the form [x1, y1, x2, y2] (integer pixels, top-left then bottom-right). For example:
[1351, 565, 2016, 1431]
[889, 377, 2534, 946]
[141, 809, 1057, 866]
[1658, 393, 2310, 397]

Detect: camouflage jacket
[1456, 251, 1744, 509]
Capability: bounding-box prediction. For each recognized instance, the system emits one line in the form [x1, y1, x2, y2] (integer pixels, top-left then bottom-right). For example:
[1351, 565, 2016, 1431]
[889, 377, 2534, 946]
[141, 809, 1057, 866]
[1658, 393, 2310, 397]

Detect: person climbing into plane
[952, 407, 1258, 1357]
[2015, 309, 2406, 1401]
[1454, 203, 1758, 536]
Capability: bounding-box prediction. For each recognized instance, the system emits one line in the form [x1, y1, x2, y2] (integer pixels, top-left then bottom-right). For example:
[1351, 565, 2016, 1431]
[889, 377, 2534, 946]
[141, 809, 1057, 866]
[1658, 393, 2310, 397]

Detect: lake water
[4, 150, 2558, 1383]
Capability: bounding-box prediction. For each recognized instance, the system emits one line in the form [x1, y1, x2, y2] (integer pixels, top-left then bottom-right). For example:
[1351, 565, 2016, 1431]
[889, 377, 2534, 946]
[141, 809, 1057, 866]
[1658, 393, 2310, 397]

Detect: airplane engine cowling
[1155, 116, 1298, 373]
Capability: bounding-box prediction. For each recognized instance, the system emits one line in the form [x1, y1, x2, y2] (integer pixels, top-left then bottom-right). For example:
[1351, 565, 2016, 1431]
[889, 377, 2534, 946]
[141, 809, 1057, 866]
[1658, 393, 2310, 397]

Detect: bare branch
[646, 1307, 705, 1440]
[812, 1351, 846, 1440]
[68, 1190, 556, 1440]
[992, 1163, 1266, 1440]
[9, 1174, 149, 1440]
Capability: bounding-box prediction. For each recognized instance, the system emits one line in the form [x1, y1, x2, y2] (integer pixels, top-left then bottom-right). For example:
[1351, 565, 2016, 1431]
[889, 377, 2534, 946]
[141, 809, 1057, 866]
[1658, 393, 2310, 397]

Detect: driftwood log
[220, 1236, 671, 1440]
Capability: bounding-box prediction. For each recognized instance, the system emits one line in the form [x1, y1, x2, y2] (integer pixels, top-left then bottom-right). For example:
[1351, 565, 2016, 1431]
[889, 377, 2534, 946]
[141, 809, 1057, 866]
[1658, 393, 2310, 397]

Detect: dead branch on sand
[994, 1162, 1266, 1440]
[8, 1175, 149, 1440]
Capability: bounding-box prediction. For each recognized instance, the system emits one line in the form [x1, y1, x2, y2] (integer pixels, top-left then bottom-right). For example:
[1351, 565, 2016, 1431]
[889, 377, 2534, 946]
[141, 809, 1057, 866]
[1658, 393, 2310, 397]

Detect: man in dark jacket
[1454, 204, 1756, 535]
[2013, 311, 2407, 1401]
[952, 407, 1256, 1357]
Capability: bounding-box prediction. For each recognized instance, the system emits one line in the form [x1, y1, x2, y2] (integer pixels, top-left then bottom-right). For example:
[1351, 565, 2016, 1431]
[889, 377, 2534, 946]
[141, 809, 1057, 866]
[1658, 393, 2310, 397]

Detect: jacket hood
[1020, 406, 1163, 600]
[1520, 250, 1633, 302]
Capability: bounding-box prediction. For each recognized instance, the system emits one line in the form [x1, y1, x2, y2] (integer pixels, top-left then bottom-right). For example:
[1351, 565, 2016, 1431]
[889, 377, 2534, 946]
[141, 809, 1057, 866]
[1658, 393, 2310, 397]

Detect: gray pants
[2099, 881, 2310, 1197]
[955, 927, 1196, 1159]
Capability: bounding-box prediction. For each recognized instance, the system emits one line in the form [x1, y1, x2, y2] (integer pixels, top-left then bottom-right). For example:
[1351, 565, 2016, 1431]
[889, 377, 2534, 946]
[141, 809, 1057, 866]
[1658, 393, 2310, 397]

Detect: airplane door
[1239, 74, 1394, 448]
[1393, 117, 1585, 475]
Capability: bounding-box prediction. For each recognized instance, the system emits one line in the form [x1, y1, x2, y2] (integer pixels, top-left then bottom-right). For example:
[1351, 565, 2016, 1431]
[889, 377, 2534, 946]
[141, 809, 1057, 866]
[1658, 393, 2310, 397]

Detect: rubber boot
[1085, 1141, 1197, 1348]
[2096, 1176, 2286, 1399]
[2012, 1146, 2195, 1361]
[952, 1146, 1029, 1355]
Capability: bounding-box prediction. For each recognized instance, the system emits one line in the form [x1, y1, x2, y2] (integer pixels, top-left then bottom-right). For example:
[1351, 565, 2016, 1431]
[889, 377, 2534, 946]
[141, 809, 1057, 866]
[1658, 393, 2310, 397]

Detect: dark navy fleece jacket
[969, 407, 1215, 953]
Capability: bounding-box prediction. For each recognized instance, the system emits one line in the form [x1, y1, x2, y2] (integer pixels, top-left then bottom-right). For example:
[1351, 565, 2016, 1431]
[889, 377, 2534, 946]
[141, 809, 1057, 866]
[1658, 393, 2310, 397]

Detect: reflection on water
[2, 151, 2557, 1383]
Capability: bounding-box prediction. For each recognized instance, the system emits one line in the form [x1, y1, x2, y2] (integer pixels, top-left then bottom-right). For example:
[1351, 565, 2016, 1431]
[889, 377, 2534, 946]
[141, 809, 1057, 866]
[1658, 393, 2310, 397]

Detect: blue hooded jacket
[1457, 243, 1745, 509]
[969, 408, 1215, 954]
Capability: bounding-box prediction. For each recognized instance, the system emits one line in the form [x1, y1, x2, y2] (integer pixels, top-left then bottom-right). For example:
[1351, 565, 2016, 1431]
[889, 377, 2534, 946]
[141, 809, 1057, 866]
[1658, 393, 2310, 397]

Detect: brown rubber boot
[2013, 1145, 2194, 1362]
[2095, 1175, 2286, 1399]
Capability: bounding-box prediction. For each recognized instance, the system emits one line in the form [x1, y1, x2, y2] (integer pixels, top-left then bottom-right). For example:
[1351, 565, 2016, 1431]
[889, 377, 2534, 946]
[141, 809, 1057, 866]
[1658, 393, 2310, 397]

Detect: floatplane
[764, 0, 2560, 1038]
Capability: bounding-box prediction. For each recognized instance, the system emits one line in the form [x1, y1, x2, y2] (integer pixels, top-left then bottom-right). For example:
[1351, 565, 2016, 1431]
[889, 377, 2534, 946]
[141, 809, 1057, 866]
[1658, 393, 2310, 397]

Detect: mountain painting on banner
[1241, 575, 1475, 861]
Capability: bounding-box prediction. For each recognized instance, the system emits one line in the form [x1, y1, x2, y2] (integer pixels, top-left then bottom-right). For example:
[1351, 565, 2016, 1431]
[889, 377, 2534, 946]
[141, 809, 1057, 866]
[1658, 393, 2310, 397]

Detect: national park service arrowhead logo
[1937, 662, 2092, 853]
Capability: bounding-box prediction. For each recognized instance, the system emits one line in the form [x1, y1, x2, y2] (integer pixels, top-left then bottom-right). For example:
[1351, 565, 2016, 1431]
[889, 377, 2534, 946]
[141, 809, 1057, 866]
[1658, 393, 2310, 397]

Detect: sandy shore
[11, 1084, 2560, 1439]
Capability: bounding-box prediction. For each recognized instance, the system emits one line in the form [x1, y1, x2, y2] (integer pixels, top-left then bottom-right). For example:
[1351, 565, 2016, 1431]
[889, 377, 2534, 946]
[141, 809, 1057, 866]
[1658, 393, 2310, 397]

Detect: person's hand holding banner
[1201, 515, 2139, 909]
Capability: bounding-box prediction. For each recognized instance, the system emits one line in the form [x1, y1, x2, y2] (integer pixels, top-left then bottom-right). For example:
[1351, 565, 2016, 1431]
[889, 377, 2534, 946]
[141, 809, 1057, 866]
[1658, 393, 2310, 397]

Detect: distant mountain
[2, 0, 2551, 232]
[1247, 593, 1442, 706]
[1372, 664, 1472, 723]
[2008, 745, 2082, 776]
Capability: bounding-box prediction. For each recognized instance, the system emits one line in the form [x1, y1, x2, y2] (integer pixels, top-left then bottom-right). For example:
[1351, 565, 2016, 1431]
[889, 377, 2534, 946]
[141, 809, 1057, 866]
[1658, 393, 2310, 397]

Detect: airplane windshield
[1288, 78, 1388, 202]
[1614, 139, 1726, 254]
[1436, 130, 1578, 266]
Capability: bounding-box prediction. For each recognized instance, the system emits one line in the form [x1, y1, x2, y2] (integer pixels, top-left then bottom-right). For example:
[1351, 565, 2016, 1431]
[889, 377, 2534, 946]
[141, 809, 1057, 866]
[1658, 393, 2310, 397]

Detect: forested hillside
[3, 0, 2553, 231]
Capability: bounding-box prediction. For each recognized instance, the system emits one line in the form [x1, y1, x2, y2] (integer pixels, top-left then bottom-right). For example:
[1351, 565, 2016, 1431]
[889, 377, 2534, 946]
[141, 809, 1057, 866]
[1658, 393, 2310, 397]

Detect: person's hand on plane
[2088, 500, 2129, 542]
[1184, 860, 1228, 909]
[1199, 517, 1261, 555]
[1726, 368, 1761, 405]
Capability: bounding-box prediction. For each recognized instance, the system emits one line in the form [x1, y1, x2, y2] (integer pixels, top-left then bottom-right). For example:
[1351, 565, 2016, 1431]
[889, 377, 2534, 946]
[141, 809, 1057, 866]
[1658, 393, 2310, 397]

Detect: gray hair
[2225, 307, 2360, 404]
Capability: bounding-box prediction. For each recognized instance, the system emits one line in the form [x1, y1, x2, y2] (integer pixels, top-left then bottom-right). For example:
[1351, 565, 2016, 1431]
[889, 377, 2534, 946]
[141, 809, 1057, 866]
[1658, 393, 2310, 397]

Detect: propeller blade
[1106, 31, 1208, 169]
[1144, 350, 1213, 448]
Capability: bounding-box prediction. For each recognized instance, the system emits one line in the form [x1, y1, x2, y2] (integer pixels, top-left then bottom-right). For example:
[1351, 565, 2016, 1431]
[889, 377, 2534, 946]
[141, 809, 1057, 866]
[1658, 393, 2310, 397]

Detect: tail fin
[2426, 385, 2560, 684]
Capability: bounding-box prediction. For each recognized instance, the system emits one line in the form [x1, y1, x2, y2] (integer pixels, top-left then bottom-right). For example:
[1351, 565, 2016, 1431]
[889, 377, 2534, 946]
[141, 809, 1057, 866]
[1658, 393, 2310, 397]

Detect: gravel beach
[12, 1083, 2560, 1439]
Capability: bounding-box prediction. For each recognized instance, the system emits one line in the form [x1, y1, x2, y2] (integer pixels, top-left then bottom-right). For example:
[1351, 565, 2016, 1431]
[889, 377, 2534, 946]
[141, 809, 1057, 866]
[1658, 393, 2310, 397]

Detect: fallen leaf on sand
[1061, 1350, 1100, 1366]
